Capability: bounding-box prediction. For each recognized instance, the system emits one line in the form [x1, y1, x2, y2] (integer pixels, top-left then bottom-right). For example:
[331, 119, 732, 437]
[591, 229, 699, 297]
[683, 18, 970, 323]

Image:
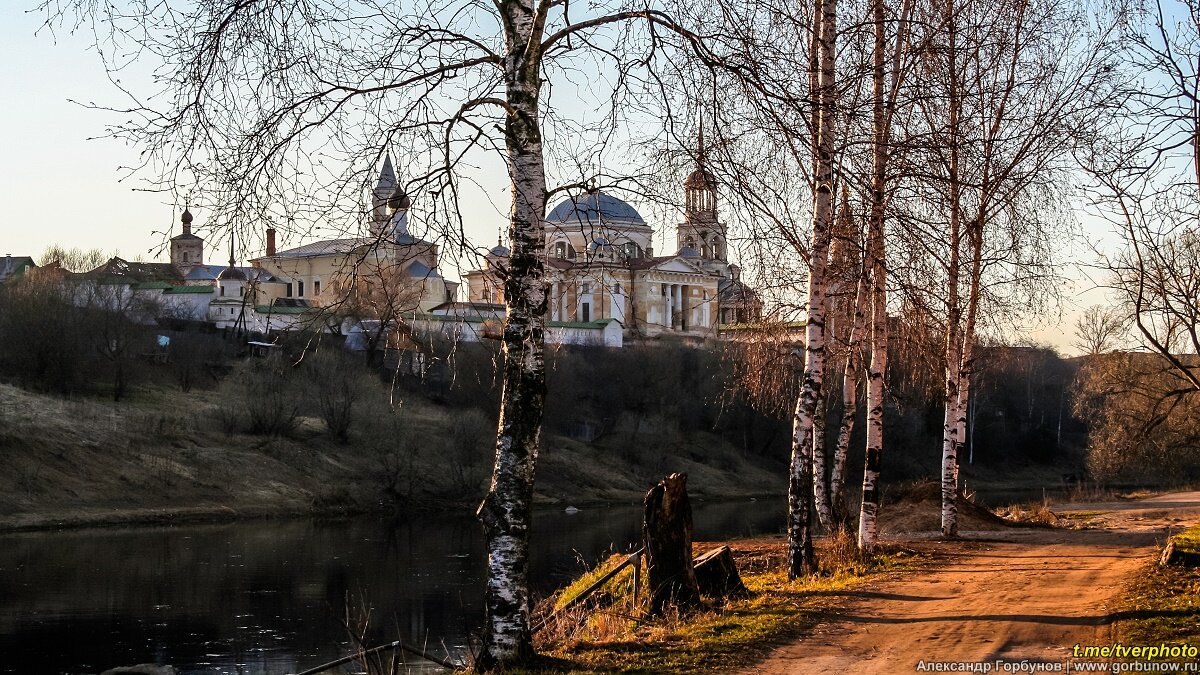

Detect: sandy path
[745, 491, 1200, 674]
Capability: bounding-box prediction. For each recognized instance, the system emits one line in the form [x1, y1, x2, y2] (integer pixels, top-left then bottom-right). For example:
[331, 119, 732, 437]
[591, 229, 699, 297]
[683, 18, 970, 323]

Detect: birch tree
[908, 0, 1104, 535]
[680, 0, 915, 554]
[39, 0, 734, 666]
[786, 0, 839, 577]
[858, 0, 915, 551]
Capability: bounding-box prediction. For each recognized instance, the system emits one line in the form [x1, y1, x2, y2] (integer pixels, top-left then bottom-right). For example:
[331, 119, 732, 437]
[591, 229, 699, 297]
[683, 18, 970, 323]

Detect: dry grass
[528, 537, 931, 674]
[993, 501, 1062, 527]
[1117, 526, 1200, 656]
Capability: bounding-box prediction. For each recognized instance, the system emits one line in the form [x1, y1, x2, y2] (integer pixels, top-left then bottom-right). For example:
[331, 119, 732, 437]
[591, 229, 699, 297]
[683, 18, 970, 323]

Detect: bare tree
[1073, 304, 1128, 355]
[326, 261, 429, 366]
[1073, 0, 1200, 477]
[38, 245, 110, 272]
[40, 0, 741, 665]
[903, 0, 1103, 536]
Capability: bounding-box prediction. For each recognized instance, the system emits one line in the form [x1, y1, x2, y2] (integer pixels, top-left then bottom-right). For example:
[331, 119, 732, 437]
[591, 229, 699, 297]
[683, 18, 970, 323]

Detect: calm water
[0, 500, 783, 675]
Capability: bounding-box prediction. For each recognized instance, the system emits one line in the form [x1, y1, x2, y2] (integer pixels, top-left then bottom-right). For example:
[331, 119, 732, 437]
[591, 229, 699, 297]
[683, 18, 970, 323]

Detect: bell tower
[676, 126, 727, 262]
[170, 208, 205, 274]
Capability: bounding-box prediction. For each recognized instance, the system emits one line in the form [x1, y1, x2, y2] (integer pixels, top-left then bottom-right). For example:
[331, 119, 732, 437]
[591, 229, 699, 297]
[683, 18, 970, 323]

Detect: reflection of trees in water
[0, 501, 782, 672]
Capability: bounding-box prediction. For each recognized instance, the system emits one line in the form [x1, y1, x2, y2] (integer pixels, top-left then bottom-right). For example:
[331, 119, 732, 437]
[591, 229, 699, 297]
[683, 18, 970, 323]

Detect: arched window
[685, 237, 695, 250]
[554, 241, 568, 259]
[624, 242, 640, 259]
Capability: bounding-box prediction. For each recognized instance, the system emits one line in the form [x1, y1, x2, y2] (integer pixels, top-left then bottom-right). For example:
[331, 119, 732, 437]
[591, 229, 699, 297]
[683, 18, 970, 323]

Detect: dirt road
[746, 491, 1200, 674]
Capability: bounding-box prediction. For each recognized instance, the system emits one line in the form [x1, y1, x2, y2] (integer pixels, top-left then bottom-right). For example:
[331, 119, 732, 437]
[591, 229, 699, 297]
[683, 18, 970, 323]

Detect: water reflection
[0, 500, 782, 675]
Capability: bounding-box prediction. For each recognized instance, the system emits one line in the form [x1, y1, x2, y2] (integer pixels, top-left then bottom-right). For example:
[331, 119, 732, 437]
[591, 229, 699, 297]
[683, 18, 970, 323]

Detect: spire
[181, 206, 193, 236]
[217, 228, 245, 280]
[376, 153, 397, 193]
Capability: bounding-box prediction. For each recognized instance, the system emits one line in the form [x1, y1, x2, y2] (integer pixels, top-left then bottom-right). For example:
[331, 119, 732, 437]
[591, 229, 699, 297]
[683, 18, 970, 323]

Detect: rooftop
[546, 191, 647, 228]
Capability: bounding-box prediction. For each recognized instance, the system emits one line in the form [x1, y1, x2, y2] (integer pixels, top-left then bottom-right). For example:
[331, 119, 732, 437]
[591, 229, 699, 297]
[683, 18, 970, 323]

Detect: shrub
[218, 355, 299, 436]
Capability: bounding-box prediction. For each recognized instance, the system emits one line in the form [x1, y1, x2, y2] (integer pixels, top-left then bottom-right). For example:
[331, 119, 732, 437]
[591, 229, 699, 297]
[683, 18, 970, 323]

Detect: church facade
[152, 155, 460, 333]
[248, 155, 458, 315]
[463, 135, 761, 342]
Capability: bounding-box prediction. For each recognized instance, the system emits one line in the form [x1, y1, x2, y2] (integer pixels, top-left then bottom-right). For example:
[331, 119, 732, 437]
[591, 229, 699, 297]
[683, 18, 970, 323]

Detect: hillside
[0, 381, 785, 531]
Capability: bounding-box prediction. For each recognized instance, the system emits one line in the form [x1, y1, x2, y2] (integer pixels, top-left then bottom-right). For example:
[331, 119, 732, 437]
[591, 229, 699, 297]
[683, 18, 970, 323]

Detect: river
[0, 499, 783, 675]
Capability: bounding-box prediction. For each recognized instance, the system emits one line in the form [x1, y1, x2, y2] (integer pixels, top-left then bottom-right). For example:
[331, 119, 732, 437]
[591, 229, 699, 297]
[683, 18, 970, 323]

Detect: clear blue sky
[0, 2, 1115, 353]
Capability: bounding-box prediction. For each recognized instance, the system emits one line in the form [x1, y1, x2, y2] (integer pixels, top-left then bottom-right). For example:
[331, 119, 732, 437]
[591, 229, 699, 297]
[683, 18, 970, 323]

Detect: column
[673, 284, 683, 330]
[664, 284, 672, 329]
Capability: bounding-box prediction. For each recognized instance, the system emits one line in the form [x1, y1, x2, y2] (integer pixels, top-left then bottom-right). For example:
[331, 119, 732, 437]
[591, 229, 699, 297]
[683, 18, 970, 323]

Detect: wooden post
[643, 472, 701, 615]
[632, 551, 641, 605]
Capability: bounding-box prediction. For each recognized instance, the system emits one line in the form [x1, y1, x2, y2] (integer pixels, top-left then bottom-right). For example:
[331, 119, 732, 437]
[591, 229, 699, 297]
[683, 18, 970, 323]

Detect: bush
[1074, 352, 1200, 484]
[303, 349, 373, 442]
[446, 409, 495, 495]
[218, 355, 299, 436]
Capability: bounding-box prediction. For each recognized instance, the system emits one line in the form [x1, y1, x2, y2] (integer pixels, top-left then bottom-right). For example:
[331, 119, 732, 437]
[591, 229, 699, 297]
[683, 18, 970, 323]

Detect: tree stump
[1160, 540, 1200, 567]
[694, 545, 751, 599]
[643, 472, 701, 615]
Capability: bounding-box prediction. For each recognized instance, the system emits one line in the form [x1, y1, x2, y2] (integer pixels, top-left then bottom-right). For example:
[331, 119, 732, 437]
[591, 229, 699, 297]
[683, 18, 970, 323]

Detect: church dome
[684, 167, 716, 189]
[388, 185, 411, 211]
[489, 244, 511, 257]
[217, 265, 246, 281]
[546, 191, 646, 227]
[677, 245, 701, 258]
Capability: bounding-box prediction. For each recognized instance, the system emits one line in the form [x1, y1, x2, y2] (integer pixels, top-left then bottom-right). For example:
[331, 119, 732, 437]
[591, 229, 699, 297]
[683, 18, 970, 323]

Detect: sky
[0, 3, 1120, 355]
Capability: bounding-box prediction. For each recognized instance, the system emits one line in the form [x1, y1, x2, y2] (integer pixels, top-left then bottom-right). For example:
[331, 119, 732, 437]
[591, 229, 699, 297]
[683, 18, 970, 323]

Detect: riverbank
[0, 381, 786, 533]
[532, 491, 1200, 674]
[530, 535, 935, 673]
[0, 378, 1138, 536]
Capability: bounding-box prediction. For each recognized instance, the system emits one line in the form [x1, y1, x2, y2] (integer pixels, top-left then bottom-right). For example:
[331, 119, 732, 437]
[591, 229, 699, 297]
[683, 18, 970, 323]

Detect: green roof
[548, 319, 615, 329]
[163, 285, 214, 294]
[133, 281, 173, 290]
[256, 304, 312, 315]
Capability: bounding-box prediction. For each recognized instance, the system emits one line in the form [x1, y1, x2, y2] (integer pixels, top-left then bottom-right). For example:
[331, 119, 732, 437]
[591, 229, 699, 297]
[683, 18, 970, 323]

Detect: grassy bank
[0, 380, 784, 532]
[1118, 526, 1200, 651]
[524, 534, 931, 673]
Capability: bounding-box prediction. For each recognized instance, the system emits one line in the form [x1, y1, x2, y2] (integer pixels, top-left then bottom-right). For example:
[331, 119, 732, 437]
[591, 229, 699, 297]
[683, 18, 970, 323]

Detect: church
[158, 155, 459, 333]
[83, 140, 759, 347]
[463, 132, 761, 342]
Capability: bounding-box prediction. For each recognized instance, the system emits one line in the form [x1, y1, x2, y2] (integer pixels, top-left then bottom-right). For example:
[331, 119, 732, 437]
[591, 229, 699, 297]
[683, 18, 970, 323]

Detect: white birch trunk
[831, 269, 868, 527]
[476, 3, 549, 666]
[813, 384, 831, 531]
[859, 213, 886, 552]
[859, 0, 902, 553]
[788, 0, 837, 578]
[940, 330, 962, 537]
[939, 0, 963, 539]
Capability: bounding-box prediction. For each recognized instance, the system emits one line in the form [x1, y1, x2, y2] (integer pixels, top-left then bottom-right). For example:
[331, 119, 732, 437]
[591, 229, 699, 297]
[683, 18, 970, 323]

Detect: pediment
[647, 257, 708, 274]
